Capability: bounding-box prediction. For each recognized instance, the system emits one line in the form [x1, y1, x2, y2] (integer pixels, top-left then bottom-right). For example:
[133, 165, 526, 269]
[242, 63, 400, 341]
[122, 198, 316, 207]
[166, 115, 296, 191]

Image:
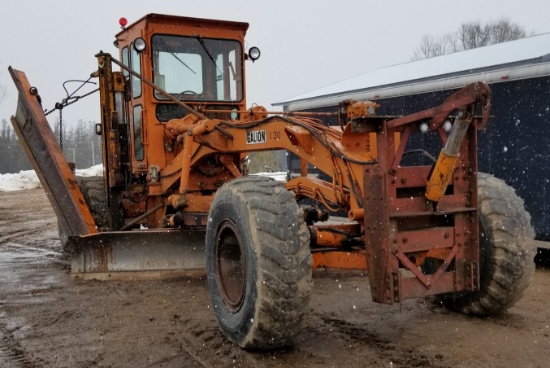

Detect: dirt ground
[0, 188, 549, 368]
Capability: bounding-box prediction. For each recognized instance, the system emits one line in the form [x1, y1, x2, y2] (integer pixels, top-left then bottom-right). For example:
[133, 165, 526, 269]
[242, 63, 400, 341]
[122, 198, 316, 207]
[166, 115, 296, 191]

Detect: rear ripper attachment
[362, 83, 490, 304]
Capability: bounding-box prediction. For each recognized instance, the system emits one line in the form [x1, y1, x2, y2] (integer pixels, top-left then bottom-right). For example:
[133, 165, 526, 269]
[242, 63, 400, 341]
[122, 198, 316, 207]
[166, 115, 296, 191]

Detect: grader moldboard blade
[68, 230, 206, 280]
[9, 67, 207, 280]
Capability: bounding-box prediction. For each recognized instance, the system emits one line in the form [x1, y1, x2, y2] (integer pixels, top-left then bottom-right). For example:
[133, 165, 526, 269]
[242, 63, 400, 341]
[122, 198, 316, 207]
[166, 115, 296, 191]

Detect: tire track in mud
[0, 323, 42, 368]
[0, 242, 62, 257]
[0, 224, 57, 246]
[317, 312, 450, 368]
[160, 314, 258, 368]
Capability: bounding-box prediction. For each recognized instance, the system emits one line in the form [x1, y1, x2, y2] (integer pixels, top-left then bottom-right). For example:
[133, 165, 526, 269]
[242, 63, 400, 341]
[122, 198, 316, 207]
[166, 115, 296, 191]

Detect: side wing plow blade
[8, 67, 97, 238]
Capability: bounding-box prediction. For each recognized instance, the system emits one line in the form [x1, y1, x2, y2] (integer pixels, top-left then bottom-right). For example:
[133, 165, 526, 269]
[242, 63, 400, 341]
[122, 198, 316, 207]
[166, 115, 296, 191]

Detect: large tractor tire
[206, 176, 312, 350]
[58, 176, 108, 252]
[76, 176, 109, 230]
[439, 172, 536, 315]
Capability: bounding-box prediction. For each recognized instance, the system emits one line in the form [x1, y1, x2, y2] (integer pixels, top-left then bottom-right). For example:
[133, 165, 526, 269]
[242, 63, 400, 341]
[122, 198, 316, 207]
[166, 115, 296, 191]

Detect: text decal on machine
[246, 130, 267, 144]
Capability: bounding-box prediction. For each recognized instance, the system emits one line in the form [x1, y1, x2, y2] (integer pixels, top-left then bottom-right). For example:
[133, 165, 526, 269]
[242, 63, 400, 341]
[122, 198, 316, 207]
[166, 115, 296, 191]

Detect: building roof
[274, 32, 550, 110]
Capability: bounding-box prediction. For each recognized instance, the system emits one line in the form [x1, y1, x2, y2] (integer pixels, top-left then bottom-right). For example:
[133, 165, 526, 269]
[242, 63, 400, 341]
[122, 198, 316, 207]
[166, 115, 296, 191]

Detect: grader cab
[9, 13, 535, 349]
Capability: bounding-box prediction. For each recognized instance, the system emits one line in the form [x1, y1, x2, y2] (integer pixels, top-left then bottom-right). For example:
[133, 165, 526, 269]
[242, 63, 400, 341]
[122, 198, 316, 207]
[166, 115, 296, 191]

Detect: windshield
[152, 34, 243, 102]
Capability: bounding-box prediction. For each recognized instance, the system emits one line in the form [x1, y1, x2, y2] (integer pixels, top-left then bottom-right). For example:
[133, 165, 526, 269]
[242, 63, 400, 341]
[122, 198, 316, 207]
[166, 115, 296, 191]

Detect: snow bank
[0, 165, 104, 192]
[0, 170, 42, 192]
[252, 172, 287, 182]
[0, 165, 286, 192]
[75, 164, 104, 177]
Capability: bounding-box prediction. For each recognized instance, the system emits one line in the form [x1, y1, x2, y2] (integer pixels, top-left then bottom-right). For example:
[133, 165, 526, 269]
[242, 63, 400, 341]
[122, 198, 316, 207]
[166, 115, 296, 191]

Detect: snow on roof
[274, 32, 550, 106]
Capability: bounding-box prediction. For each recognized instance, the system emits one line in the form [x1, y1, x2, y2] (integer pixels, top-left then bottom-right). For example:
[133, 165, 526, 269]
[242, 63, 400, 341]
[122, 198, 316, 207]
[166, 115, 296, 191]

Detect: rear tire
[438, 173, 536, 315]
[206, 176, 312, 349]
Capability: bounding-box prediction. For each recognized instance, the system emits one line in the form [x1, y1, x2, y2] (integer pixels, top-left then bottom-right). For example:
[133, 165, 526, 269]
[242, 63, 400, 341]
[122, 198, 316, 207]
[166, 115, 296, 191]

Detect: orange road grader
[9, 13, 535, 349]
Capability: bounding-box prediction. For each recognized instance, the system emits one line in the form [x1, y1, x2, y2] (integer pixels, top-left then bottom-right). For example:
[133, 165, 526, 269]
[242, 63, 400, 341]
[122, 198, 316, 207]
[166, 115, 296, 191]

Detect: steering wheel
[178, 90, 197, 98]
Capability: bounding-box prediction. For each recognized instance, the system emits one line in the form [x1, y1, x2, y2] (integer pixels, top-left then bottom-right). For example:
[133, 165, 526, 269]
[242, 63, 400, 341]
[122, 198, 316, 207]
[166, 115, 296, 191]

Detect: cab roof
[116, 13, 249, 38]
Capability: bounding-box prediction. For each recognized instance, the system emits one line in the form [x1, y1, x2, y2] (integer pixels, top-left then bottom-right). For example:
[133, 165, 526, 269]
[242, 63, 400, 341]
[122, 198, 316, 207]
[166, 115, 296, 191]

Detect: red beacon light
[119, 17, 128, 28]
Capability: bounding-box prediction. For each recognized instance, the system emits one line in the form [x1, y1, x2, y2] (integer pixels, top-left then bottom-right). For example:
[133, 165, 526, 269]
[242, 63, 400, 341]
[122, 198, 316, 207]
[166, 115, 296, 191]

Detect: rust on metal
[361, 84, 486, 303]
[69, 229, 206, 277]
[8, 67, 97, 238]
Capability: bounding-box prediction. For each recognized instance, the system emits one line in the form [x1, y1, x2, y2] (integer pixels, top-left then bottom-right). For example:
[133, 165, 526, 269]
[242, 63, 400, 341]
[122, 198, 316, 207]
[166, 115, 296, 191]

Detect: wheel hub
[215, 219, 246, 312]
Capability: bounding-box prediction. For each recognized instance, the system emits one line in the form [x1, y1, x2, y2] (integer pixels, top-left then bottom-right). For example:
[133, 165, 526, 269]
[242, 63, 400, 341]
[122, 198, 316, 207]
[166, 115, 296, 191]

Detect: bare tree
[411, 33, 460, 60]
[487, 17, 528, 44]
[458, 21, 490, 49]
[412, 17, 530, 60]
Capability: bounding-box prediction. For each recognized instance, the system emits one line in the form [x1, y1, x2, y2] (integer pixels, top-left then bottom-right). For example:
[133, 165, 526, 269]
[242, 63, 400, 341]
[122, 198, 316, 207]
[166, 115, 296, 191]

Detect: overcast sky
[1, 0, 549, 127]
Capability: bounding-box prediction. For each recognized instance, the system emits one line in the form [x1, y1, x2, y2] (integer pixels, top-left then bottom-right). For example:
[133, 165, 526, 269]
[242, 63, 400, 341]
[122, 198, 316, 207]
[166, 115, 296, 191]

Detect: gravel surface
[0, 188, 549, 368]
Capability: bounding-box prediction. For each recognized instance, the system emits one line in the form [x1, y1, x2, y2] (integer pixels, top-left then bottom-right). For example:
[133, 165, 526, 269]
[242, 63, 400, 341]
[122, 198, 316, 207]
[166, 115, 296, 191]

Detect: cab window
[152, 35, 243, 102]
[133, 105, 144, 161]
[130, 43, 142, 98]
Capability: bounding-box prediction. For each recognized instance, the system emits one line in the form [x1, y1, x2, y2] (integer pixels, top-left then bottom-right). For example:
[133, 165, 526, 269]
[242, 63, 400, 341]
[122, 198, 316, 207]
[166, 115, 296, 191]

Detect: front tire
[57, 176, 108, 252]
[206, 176, 312, 349]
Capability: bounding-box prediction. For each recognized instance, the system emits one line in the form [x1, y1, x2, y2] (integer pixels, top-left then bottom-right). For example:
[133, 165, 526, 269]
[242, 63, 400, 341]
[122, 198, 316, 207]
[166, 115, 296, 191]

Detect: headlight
[248, 46, 261, 62]
[134, 37, 146, 53]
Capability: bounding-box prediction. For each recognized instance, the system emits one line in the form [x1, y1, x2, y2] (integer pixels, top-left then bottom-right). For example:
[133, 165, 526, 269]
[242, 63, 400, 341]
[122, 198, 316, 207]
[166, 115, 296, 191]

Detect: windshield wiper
[195, 35, 222, 75]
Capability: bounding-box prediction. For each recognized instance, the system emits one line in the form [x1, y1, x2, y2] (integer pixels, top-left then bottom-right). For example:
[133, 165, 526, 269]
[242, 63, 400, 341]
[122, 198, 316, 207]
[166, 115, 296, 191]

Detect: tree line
[0, 118, 102, 174]
[411, 17, 532, 60]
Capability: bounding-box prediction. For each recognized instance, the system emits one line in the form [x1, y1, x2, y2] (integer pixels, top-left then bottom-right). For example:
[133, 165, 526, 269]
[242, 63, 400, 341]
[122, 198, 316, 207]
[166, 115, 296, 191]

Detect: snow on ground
[0, 166, 286, 192]
[251, 171, 287, 182]
[0, 165, 104, 192]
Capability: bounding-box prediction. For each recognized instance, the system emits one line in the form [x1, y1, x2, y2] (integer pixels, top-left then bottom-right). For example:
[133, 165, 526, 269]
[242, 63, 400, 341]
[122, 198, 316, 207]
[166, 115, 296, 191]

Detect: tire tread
[441, 173, 535, 315]
[207, 176, 312, 349]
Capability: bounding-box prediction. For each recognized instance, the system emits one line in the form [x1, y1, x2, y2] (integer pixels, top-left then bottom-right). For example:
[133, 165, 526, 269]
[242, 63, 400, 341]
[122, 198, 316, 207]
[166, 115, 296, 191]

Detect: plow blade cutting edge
[68, 230, 206, 280]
